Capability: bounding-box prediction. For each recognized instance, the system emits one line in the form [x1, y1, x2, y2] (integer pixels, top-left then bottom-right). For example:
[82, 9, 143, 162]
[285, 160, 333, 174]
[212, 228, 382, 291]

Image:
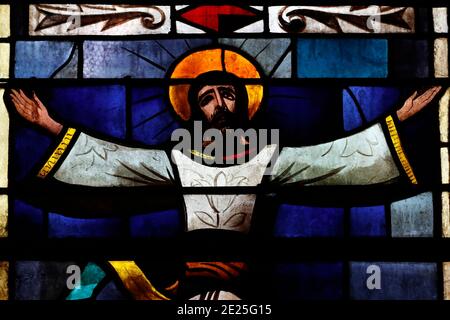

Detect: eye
[220, 88, 236, 101]
[199, 94, 214, 107]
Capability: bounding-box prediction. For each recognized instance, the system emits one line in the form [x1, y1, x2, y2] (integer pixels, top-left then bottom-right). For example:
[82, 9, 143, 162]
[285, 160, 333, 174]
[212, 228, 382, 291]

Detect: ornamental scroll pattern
[29, 4, 170, 35]
[270, 6, 415, 33]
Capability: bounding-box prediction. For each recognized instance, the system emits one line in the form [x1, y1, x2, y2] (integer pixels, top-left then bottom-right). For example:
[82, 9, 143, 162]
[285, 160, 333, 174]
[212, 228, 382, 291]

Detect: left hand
[397, 86, 442, 122]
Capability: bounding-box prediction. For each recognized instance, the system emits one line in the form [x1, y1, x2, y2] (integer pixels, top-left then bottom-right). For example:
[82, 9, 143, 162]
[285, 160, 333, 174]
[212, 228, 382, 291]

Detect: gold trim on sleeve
[190, 149, 215, 160]
[37, 128, 77, 179]
[108, 261, 170, 300]
[385, 116, 418, 184]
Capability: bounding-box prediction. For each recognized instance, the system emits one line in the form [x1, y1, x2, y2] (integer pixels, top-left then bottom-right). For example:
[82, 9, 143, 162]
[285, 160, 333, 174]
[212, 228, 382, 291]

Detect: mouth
[210, 112, 231, 129]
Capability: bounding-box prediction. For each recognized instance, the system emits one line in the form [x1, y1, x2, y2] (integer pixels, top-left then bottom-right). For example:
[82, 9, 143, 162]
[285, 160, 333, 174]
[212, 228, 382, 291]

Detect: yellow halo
[168, 48, 263, 121]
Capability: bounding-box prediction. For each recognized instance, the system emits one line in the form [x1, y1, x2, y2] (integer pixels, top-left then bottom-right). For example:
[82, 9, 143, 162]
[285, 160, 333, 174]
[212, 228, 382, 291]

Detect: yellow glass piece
[445, 262, 450, 299]
[171, 49, 223, 79]
[0, 261, 8, 300]
[440, 88, 450, 143]
[37, 128, 77, 178]
[441, 147, 449, 184]
[385, 115, 418, 184]
[442, 192, 450, 237]
[0, 195, 6, 238]
[0, 89, 8, 188]
[0, 44, 9, 78]
[246, 84, 263, 119]
[0, 6, 10, 38]
[434, 38, 449, 78]
[224, 50, 260, 79]
[169, 84, 191, 120]
[108, 261, 170, 300]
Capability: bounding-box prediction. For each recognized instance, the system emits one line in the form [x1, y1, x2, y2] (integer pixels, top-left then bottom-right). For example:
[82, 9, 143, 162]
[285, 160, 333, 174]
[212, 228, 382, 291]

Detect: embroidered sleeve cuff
[385, 115, 418, 184]
[37, 127, 77, 179]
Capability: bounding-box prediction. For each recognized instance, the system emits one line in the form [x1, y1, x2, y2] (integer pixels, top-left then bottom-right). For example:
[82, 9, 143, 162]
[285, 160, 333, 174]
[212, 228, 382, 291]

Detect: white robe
[47, 123, 402, 233]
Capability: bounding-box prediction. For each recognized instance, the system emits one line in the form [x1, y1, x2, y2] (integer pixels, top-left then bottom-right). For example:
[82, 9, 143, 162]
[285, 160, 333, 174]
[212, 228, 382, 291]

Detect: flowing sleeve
[36, 127, 175, 187]
[269, 116, 417, 186]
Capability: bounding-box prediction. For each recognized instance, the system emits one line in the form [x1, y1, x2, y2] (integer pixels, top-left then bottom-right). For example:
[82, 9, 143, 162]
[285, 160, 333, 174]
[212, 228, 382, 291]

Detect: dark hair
[188, 71, 249, 124]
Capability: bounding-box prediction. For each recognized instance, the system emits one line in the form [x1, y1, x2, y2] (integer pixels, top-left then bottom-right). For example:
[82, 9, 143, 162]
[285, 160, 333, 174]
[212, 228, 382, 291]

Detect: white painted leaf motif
[214, 171, 227, 186]
[194, 211, 218, 228]
[223, 213, 247, 228]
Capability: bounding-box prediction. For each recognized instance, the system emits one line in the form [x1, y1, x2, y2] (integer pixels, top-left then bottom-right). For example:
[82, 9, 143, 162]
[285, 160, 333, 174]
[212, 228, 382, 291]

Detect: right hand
[10, 89, 63, 135]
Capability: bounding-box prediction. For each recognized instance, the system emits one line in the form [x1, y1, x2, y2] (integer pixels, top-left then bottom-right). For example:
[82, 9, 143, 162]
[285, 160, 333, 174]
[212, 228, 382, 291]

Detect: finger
[409, 90, 418, 100]
[12, 99, 33, 118]
[9, 95, 22, 109]
[415, 88, 437, 104]
[410, 88, 442, 115]
[19, 90, 35, 106]
[403, 98, 415, 113]
[32, 92, 46, 110]
[11, 92, 34, 112]
[19, 89, 35, 105]
[403, 91, 418, 112]
[11, 95, 29, 113]
[415, 86, 442, 104]
[10, 94, 25, 108]
[11, 90, 26, 105]
[416, 87, 442, 108]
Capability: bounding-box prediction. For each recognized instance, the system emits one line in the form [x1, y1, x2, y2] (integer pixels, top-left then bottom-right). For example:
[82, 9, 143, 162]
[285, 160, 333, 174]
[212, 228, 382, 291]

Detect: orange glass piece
[224, 50, 260, 79]
[171, 49, 223, 79]
[169, 84, 191, 120]
[246, 84, 264, 119]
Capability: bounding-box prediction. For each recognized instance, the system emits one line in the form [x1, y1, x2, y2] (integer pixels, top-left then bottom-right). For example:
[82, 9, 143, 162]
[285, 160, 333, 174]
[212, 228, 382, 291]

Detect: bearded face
[196, 84, 241, 132]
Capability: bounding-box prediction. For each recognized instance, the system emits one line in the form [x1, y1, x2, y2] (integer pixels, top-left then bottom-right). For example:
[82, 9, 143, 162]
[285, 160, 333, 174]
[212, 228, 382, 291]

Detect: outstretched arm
[396, 86, 442, 122]
[10, 89, 63, 135]
[9, 90, 175, 187]
[270, 86, 443, 186]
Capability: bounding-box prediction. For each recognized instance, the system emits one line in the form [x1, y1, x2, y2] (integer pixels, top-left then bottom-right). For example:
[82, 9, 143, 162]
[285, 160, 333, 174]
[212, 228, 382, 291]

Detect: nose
[213, 87, 225, 108]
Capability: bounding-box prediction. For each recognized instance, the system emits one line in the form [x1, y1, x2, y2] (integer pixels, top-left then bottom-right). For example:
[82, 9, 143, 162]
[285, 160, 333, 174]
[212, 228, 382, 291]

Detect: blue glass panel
[131, 87, 180, 146]
[46, 85, 126, 139]
[297, 39, 388, 78]
[15, 261, 75, 300]
[54, 48, 78, 79]
[219, 38, 291, 76]
[15, 41, 77, 78]
[66, 263, 106, 300]
[84, 39, 212, 78]
[274, 204, 344, 237]
[391, 192, 434, 237]
[272, 52, 291, 78]
[342, 94, 363, 131]
[96, 281, 128, 300]
[264, 86, 343, 145]
[350, 206, 386, 237]
[343, 87, 401, 131]
[13, 199, 45, 237]
[130, 209, 183, 238]
[13, 125, 52, 182]
[274, 263, 343, 300]
[350, 262, 437, 300]
[48, 213, 124, 238]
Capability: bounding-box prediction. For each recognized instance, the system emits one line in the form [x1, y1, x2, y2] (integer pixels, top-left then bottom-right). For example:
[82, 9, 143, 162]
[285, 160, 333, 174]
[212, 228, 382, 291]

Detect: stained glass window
[0, 1, 449, 311]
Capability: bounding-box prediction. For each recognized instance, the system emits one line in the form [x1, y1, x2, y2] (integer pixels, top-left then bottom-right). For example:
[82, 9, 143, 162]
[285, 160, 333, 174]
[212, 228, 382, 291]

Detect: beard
[207, 106, 242, 132]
